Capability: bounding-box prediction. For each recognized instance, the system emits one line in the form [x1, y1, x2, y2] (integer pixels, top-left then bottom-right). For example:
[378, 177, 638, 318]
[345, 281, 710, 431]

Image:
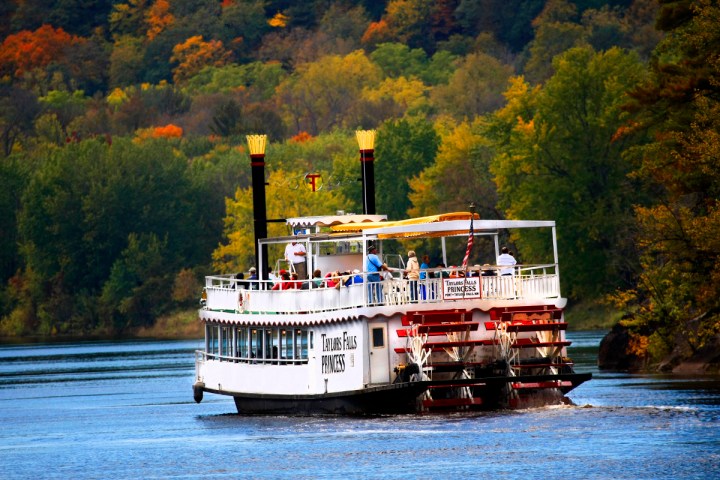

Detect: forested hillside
[0, 0, 717, 371]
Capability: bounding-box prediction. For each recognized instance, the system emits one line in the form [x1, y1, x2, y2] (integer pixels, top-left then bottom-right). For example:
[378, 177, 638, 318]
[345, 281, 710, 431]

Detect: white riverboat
[193, 212, 591, 414]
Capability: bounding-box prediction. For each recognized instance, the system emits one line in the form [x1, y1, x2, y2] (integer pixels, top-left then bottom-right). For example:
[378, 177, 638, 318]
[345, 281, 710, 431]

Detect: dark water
[1, 331, 719, 479]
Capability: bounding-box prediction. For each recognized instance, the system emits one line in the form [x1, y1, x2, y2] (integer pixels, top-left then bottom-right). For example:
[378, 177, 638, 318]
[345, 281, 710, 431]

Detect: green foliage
[375, 116, 440, 220]
[489, 46, 648, 299]
[101, 232, 172, 329]
[13, 137, 215, 333]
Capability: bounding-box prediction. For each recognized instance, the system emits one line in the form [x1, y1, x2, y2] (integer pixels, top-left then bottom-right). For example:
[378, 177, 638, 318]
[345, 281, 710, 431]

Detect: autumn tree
[275, 50, 383, 134]
[614, 0, 720, 364]
[146, 0, 175, 40]
[489, 46, 648, 299]
[171, 35, 232, 84]
[0, 25, 86, 92]
[430, 52, 514, 119]
[409, 119, 498, 220]
[214, 168, 348, 273]
[522, 0, 585, 84]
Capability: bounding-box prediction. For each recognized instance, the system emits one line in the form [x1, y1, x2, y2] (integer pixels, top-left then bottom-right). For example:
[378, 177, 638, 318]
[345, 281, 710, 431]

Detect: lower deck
[194, 300, 590, 412]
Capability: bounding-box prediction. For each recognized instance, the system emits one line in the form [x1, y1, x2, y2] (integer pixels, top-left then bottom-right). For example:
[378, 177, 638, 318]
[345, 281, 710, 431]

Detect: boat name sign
[321, 332, 358, 374]
[442, 277, 481, 299]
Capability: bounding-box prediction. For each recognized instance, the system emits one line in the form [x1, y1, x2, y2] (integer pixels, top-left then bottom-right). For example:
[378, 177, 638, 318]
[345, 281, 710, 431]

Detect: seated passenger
[271, 270, 293, 290]
[301, 269, 324, 289]
[325, 272, 338, 288]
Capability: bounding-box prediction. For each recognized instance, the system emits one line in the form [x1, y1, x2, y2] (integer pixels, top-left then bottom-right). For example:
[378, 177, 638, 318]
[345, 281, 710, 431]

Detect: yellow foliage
[107, 87, 129, 108]
[213, 168, 348, 273]
[362, 76, 429, 113]
[171, 36, 231, 84]
[268, 12, 289, 28]
[627, 333, 649, 357]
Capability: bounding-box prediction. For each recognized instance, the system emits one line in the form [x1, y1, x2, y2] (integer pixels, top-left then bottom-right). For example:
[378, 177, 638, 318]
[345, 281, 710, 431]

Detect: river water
[1, 331, 718, 479]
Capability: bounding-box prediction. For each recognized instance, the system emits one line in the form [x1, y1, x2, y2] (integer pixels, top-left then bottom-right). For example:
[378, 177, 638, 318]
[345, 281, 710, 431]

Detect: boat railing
[202, 264, 560, 314]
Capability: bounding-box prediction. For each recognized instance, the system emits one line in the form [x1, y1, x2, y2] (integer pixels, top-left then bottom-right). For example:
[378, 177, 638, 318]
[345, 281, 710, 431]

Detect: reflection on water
[0, 333, 718, 479]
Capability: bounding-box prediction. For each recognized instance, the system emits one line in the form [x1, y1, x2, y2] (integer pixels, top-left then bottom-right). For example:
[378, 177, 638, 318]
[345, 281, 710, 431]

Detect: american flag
[461, 214, 474, 268]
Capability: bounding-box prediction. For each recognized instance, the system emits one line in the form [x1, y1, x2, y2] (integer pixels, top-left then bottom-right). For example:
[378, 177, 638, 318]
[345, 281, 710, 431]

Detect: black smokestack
[356, 130, 376, 215]
[247, 135, 269, 281]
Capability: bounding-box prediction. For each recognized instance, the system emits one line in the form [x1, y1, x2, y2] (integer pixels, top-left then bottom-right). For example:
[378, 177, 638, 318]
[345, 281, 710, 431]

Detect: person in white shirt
[285, 240, 307, 279]
[497, 246, 517, 275]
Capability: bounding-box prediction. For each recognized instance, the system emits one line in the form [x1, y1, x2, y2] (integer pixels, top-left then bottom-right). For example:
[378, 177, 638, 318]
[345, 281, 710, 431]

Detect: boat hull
[195, 372, 591, 415]
[227, 382, 428, 415]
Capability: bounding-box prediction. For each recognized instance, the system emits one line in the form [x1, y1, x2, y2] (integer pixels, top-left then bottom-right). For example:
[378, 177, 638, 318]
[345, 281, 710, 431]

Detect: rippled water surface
[1, 331, 719, 479]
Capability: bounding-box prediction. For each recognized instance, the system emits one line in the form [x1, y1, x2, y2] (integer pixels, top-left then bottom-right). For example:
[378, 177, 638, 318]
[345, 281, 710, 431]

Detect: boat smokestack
[356, 130, 376, 215]
[247, 135, 269, 281]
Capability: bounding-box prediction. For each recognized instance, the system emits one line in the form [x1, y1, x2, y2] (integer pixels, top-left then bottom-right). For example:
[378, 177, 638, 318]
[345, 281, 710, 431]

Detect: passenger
[247, 267, 259, 290]
[325, 271, 338, 288]
[290, 272, 302, 289]
[232, 272, 246, 289]
[335, 271, 353, 289]
[302, 268, 324, 289]
[366, 244, 389, 303]
[449, 266, 464, 278]
[481, 264, 495, 276]
[311, 269, 324, 288]
[271, 270, 293, 290]
[285, 239, 307, 279]
[419, 255, 430, 300]
[404, 250, 420, 302]
[351, 269, 363, 284]
[497, 246, 517, 275]
[436, 263, 450, 278]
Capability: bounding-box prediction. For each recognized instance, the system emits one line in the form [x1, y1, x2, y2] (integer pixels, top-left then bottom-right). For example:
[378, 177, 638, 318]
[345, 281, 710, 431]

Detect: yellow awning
[330, 212, 479, 237]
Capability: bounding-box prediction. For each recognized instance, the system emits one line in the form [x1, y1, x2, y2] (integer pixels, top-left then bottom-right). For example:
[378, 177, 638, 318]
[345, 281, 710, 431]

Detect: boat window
[207, 323, 313, 365]
[237, 328, 249, 359]
[318, 240, 363, 256]
[372, 327, 385, 348]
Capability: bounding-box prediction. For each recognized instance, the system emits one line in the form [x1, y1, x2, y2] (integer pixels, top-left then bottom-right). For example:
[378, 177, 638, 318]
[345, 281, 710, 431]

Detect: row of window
[206, 325, 313, 365]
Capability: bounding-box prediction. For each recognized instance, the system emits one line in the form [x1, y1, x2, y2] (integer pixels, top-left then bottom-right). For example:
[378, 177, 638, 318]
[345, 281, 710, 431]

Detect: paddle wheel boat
[193, 212, 591, 414]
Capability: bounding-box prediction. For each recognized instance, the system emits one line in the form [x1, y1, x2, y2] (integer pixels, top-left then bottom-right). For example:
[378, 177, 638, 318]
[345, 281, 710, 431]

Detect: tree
[489, 46, 648, 299]
[171, 35, 232, 84]
[430, 52, 514, 119]
[375, 116, 440, 220]
[370, 42, 428, 79]
[275, 50, 383, 134]
[409, 118, 498, 220]
[213, 168, 348, 273]
[0, 86, 40, 157]
[0, 25, 85, 90]
[16, 138, 209, 334]
[522, 0, 585, 84]
[614, 0, 720, 364]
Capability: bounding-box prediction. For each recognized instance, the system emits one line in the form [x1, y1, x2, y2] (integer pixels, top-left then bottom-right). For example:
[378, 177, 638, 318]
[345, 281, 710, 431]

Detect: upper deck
[201, 212, 564, 324]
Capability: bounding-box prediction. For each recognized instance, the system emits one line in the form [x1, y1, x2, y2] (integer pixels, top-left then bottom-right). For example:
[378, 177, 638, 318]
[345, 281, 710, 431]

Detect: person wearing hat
[404, 250, 420, 302]
[247, 267, 259, 290]
[366, 244, 388, 303]
[285, 239, 307, 279]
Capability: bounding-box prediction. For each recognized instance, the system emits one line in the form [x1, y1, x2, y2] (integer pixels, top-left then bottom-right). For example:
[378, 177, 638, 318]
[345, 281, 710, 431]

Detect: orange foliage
[171, 36, 231, 84]
[361, 20, 390, 45]
[0, 25, 84, 77]
[290, 131, 313, 143]
[146, 0, 175, 41]
[153, 124, 183, 138]
[221, 0, 235, 6]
